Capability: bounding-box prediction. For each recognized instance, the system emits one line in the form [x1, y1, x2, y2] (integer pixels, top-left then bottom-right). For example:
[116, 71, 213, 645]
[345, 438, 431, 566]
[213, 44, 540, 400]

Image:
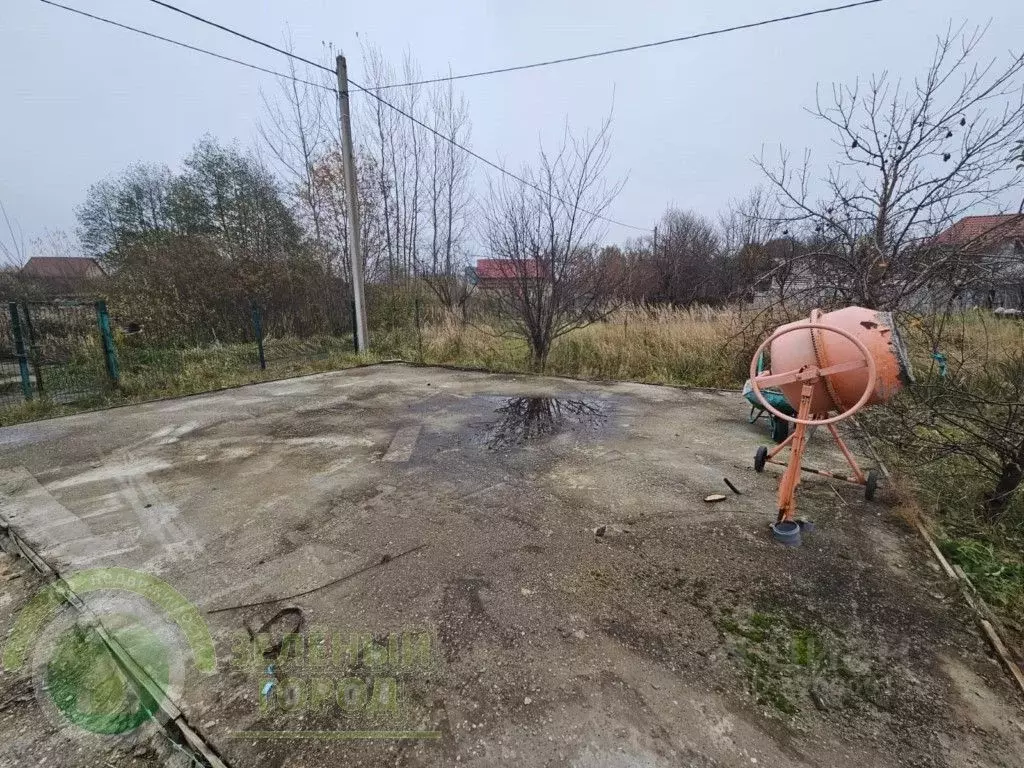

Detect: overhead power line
[372, 0, 886, 90]
[130, 1, 890, 232]
[55, 0, 889, 233]
[76, 0, 651, 231]
[343, 75, 650, 232]
[37, 0, 333, 92]
[144, 0, 332, 75]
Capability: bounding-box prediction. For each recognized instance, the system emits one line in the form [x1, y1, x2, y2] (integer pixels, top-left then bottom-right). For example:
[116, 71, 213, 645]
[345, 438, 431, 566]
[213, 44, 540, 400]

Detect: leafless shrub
[480, 117, 624, 369]
[757, 24, 1024, 312]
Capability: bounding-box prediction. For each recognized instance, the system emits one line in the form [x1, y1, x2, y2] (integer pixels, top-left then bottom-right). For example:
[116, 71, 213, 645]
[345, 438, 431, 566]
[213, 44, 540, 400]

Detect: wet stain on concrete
[479, 396, 607, 449]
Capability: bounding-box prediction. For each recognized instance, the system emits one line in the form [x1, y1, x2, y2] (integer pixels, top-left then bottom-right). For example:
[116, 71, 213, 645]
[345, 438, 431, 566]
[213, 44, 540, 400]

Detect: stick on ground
[207, 543, 427, 614]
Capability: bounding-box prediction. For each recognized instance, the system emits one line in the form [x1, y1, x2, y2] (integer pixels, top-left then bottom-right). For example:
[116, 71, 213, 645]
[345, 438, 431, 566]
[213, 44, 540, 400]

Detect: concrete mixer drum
[766, 308, 913, 416]
[747, 307, 913, 538]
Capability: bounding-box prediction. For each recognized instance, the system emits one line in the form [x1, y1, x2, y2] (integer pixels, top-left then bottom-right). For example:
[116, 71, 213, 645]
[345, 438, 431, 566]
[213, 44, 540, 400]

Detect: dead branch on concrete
[207, 543, 427, 614]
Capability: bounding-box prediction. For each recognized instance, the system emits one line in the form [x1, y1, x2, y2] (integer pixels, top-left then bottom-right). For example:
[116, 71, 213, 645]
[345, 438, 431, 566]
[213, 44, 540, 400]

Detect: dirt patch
[437, 577, 504, 662]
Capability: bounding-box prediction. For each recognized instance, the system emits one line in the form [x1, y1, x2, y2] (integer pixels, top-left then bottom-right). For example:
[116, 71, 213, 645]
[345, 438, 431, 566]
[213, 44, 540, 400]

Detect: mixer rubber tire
[755, 446, 768, 473]
[865, 470, 879, 501]
[770, 416, 789, 444]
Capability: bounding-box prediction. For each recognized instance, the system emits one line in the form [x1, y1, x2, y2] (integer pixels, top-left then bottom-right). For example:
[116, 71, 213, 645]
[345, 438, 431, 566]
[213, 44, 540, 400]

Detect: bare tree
[481, 118, 624, 369]
[258, 36, 332, 248]
[868, 335, 1024, 519]
[758, 24, 1024, 311]
[360, 46, 427, 284]
[720, 186, 783, 254]
[0, 199, 26, 269]
[420, 74, 473, 312]
[257, 39, 476, 330]
[649, 210, 724, 306]
[310, 147, 387, 284]
[31, 228, 79, 260]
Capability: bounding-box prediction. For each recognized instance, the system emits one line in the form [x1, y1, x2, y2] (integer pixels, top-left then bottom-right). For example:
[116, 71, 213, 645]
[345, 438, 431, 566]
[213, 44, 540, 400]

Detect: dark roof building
[20, 257, 106, 297]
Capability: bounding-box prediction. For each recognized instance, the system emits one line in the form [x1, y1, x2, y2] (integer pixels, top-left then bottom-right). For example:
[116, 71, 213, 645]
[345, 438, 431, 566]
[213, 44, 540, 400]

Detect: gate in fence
[0, 299, 119, 414]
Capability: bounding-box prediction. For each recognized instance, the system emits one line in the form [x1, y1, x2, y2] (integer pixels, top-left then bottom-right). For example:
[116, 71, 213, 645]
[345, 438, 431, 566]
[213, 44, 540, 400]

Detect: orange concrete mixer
[747, 307, 913, 542]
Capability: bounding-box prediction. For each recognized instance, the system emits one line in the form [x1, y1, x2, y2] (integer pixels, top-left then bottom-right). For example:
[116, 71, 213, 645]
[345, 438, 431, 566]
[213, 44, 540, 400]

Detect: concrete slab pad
[2, 364, 1023, 767]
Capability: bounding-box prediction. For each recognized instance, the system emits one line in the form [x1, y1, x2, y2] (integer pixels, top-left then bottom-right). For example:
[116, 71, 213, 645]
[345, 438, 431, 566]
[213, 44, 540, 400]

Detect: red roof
[932, 215, 1024, 247]
[475, 259, 548, 280]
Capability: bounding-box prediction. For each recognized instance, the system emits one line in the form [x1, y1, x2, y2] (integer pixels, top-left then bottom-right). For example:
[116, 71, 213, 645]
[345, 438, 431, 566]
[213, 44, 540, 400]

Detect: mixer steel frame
[749, 321, 879, 524]
[759, 384, 873, 522]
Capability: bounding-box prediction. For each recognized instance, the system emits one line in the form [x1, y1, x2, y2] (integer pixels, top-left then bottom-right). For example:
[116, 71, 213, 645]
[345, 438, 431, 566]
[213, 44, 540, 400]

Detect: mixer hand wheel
[748, 323, 878, 427]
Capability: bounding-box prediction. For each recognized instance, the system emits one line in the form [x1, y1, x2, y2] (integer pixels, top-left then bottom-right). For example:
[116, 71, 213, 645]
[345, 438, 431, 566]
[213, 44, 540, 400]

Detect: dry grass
[899, 311, 1024, 377]
[391, 304, 747, 389]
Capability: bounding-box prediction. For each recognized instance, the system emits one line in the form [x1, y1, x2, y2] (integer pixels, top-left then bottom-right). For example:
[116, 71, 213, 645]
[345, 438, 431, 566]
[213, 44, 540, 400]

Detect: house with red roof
[931, 214, 1024, 309]
[467, 258, 550, 291]
[19, 257, 106, 298]
[932, 214, 1024, 249]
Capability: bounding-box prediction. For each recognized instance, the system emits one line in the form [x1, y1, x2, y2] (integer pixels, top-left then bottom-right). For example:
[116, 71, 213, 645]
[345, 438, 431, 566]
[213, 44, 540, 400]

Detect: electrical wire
[37, 0, 333, 92]
[143, 0, 651, 230]
[45, 0, 652, 231]
[144, 0, 333, 75]
[143, 0, 884, 93]
[345, 75, 650, 232]
[133, 0, 887, 231]
[372, 0, 886, 90]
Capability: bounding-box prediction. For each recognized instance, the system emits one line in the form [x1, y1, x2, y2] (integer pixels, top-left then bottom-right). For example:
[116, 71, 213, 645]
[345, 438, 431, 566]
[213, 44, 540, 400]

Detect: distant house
[19, 257, 106, 298]
[931, 214, 1024, 309]
[932, 214, 1024, 250]
[467, 258, 549, 291]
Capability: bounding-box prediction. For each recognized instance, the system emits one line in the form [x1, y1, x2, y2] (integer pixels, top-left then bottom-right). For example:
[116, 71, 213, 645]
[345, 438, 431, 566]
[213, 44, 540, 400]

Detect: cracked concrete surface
[1, 363, 1022, 767]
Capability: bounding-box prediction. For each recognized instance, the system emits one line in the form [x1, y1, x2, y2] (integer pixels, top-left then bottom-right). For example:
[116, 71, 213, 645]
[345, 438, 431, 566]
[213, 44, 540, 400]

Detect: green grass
[718, 610, 890, 718]
[906, 455, 1024, 623]
[939, 537, 1024, 617]
[0, 335, 380, 427]
[1, 306, 748, 428]
[863, 313, 1024, 630]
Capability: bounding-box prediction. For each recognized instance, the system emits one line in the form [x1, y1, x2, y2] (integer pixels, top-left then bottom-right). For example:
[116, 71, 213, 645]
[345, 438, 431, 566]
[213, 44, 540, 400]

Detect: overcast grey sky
[3, 0, 1022, 253]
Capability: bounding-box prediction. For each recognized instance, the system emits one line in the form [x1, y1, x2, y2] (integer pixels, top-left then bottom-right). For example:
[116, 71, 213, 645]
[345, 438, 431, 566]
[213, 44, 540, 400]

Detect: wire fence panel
[0, 308, 30, 410]
[0, 301, 113, 415]
[1, 289, 360, 419]
[253, 301, 356, 370]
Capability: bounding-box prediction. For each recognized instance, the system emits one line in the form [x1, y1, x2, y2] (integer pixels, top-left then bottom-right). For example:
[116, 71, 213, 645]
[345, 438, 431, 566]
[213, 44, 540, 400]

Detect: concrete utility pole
[336, 54, 370, 352]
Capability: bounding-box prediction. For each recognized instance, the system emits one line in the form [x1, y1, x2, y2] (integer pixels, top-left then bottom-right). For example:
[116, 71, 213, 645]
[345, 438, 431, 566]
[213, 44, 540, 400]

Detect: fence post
[20, 302, 44, 396]
[8, 302, 33, 401]
[251, 302, 266, 370]
[94, 300, 120, 387]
